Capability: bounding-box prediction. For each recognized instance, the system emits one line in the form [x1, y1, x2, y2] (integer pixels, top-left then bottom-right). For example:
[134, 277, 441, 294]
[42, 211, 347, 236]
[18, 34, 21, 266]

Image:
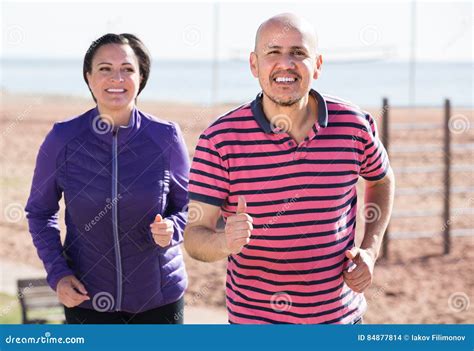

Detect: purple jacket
[25, 107, 189, 313]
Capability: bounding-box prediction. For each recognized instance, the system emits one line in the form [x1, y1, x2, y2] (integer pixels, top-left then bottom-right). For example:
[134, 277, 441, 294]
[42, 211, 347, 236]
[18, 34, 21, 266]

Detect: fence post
[381, 97, 390, 259]
[443, 99, 451, 254]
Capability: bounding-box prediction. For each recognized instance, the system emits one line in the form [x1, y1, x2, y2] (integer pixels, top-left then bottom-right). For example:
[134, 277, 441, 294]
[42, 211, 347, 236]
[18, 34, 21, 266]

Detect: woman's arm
[25, 124, 74, 290]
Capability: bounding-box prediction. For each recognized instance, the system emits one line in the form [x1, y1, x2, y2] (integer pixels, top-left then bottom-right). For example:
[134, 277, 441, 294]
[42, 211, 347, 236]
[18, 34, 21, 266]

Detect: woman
[25, 34, 189, 324]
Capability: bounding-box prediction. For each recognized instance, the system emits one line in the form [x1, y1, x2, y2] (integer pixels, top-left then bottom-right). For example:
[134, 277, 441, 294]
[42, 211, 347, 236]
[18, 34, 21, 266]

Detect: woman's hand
[56, 275, 90, 308]
[150, 214, 174, 247]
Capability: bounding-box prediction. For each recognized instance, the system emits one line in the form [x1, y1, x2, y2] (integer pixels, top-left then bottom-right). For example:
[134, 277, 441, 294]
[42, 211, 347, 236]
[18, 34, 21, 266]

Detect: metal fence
[380, 98, 473, 258]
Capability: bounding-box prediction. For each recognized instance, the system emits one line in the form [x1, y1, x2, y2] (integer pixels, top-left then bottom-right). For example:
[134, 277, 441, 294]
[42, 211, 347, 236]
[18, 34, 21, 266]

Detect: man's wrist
[361, 245, 378, 262]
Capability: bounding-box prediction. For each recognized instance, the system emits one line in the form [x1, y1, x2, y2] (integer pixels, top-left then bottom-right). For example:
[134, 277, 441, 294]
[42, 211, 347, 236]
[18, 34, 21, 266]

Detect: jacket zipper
[112, 129, 123, 311]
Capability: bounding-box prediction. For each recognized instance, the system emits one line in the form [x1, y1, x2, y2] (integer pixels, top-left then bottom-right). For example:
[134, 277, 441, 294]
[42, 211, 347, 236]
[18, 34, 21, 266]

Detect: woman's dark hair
[83, 33, 151, 101]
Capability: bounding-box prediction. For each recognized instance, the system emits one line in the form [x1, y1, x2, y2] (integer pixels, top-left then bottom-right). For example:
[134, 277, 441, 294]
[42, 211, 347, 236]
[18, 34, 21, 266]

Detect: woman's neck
[97, 104, 134, 127]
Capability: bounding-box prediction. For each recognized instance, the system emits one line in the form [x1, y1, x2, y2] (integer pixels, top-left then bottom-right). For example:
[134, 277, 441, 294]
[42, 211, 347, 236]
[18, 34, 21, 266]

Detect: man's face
[250, 22, 322, 107]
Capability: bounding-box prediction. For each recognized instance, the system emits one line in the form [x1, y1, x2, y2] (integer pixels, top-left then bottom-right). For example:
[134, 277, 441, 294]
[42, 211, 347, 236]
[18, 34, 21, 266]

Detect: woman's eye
[124, 68, 135, 72]
[99, 67, 111, 71]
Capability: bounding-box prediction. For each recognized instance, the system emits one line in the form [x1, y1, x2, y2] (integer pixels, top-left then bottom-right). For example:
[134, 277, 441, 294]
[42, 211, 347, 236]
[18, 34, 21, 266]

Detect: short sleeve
[188, 134, 230, 207]
[359, 113, 390, 181]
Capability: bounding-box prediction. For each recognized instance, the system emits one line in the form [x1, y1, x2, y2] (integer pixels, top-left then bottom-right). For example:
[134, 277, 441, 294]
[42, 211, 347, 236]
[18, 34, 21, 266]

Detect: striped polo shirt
[189, 89, 390, 324]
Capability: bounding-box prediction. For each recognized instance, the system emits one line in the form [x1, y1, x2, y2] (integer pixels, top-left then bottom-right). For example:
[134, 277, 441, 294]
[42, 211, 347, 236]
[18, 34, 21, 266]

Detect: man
[184, 13, 395, 324]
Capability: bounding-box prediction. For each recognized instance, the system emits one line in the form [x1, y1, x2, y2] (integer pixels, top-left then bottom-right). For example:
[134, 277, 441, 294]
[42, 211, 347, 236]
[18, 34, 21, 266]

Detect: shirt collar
[250, 89, 328, 134]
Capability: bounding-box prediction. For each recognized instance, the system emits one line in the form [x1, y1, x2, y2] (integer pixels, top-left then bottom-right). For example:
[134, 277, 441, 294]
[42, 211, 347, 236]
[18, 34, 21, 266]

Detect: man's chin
[267, 94, 302, 107]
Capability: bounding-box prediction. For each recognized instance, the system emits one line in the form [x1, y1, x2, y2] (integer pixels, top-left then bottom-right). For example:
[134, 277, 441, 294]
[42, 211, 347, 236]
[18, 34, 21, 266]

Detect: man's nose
[277, 54, 296, 69]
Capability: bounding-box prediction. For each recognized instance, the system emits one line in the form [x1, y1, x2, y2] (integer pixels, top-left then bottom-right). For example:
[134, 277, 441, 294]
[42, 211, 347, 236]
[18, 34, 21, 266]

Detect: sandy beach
[1, 91, 472, 323]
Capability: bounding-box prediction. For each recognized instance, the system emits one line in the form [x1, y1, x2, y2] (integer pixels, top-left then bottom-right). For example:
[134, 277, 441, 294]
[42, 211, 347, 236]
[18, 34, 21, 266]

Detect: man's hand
[150, 214, 174, 247]
[224, 196, 253, 255]
[56, 275, 90, 308]
[343, 247, 375, 293]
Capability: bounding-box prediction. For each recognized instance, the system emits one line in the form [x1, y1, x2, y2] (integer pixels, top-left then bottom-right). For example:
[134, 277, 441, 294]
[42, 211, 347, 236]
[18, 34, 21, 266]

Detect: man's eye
[99, 67, 110, 71]
[124, 68, 135, 72]
[293, 51, 306, 57]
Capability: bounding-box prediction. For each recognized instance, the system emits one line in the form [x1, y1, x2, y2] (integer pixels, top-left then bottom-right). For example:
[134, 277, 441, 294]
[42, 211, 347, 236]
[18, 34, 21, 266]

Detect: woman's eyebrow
[96, 61, 134, 65]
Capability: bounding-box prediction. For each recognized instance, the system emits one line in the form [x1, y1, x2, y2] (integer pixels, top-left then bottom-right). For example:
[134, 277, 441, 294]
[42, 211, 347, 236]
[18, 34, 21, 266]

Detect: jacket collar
[88, 106, 141, 145]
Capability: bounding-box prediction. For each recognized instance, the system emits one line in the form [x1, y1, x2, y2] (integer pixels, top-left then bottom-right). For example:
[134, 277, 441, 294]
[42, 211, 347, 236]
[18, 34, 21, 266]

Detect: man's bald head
[254, 13, 318, 54]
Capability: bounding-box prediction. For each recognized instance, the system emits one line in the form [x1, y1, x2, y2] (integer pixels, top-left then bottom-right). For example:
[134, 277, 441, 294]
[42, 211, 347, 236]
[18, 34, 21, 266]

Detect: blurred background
[1, 0, 472, 324]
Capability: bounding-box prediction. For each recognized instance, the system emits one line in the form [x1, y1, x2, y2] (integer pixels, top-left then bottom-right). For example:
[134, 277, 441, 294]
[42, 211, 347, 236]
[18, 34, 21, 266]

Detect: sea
[1, 59, 472, 108]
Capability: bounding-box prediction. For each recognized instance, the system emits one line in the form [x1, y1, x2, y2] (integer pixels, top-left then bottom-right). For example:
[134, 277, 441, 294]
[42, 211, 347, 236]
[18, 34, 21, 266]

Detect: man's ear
[249, 52, 258, 78]
[313, 54, 323, 80]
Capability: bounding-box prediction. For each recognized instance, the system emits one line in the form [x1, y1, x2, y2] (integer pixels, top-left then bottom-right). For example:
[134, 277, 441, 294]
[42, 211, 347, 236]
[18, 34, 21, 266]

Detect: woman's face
[86, 44, 142, 115]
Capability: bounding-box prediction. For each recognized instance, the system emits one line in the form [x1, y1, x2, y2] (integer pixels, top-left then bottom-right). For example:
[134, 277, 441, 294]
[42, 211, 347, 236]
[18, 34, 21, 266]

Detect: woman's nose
[111, 70, 124, 82]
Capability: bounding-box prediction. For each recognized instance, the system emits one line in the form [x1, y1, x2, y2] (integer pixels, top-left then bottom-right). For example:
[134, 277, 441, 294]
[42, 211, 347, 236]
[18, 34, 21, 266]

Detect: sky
[1, 0, 472, 62]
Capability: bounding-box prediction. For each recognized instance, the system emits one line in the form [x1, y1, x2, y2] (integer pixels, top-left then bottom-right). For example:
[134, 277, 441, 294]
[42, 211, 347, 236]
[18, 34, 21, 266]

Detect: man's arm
[360, 166, 396, 261]
[343, 167, 395, 292]
[184, 197, 253, 262]
[184, 201, 229, 262]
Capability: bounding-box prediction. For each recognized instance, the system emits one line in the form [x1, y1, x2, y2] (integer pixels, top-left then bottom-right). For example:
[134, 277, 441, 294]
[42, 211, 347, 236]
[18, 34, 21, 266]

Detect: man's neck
[262, 93, 317, 143]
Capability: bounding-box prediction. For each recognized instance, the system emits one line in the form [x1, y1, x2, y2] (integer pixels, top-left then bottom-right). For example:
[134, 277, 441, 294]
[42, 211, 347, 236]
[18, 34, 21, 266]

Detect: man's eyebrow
[264, 45, 308, 51]
[265, 45, 282, 50]
[289, 46, 308, 51]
